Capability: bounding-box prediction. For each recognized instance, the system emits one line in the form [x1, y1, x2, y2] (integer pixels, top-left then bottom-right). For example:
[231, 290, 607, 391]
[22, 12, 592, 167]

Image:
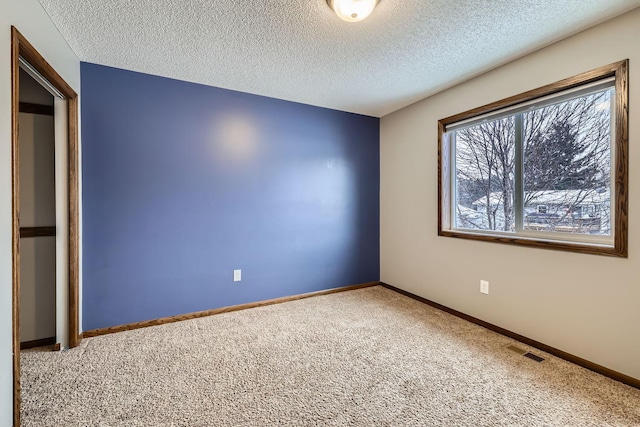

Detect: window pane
[454, 117, 515, 232]
[522, 89, 612, 236]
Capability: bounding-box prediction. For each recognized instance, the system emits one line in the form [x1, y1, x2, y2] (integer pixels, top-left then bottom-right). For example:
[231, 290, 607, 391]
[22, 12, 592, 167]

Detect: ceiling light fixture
[327, 0, 380, 23]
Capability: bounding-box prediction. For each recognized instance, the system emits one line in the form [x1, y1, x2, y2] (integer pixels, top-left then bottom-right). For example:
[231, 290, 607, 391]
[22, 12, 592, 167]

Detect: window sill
[438, 229, 626, 257]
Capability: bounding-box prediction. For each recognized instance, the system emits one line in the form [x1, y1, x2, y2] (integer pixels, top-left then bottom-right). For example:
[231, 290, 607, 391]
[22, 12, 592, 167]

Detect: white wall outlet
[233, 269, 242, 282]
[480, 280, 489, 294]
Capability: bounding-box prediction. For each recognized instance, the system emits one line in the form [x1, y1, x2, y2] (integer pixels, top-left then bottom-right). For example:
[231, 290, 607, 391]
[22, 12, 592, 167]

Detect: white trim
[450, 227, 614, 247]
[54, 98, 69, 349]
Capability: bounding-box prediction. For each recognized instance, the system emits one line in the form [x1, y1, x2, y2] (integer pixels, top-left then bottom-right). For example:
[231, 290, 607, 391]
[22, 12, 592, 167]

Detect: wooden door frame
[11, 26, 80, 426]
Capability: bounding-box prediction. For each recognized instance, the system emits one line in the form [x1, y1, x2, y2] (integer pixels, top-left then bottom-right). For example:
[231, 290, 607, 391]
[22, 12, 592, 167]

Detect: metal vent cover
[506, 345, 546, 362]
[523, 352, 545, 362]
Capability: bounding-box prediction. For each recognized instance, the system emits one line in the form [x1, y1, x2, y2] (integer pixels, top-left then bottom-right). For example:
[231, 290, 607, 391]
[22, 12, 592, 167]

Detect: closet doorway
[18, 68, 57, 351]
[11, 27, 80, 427]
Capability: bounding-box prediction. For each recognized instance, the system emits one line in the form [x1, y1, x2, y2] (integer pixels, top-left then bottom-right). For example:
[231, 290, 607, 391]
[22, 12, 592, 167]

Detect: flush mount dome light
[327, 0, 380, 22]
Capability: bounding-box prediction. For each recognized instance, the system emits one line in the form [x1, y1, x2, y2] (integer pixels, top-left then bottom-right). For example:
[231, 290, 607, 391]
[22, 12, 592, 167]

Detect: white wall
[381, 7, 640, 381]
[0, 0, 79, 425]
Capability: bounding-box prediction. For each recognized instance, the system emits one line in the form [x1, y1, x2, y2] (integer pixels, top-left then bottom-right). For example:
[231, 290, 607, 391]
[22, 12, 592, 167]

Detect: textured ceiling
[38, 0, 640, 117]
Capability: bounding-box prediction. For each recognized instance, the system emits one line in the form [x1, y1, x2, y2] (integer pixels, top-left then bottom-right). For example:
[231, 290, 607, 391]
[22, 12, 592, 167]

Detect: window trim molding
[438, 60, 628, 257]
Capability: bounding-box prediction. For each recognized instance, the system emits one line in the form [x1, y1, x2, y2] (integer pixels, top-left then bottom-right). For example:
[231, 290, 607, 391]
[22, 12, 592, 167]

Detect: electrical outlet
[480, 280, 489, 294]
[234, 269, 242, 282]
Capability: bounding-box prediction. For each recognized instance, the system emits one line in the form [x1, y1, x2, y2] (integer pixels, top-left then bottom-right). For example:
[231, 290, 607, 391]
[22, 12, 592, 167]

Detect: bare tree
[456, 117, 515, 231]
[454, 89, 612, 235]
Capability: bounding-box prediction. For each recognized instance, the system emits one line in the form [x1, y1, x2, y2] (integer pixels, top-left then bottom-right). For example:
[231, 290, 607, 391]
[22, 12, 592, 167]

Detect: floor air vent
[506, 345, 545, 362]
[523, 352, 545, 362]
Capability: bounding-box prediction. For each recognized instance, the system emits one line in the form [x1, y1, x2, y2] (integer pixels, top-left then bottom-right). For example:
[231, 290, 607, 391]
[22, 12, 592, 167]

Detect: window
[438, 60, 628, 257]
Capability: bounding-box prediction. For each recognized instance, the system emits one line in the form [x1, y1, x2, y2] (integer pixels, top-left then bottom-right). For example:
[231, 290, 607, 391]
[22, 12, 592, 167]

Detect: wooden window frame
[438, 60, 628, 257]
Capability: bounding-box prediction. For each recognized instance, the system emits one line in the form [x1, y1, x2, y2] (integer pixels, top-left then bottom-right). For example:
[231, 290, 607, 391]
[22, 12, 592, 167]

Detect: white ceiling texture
[38, 0, 640, 117]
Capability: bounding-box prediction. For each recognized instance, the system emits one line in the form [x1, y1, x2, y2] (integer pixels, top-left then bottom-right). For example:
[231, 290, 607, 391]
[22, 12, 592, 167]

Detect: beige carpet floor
[21, 286, 640, 426]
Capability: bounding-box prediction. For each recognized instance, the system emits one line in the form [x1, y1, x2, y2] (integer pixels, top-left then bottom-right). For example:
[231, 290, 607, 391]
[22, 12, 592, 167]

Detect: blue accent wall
[81, 63, 380, 331]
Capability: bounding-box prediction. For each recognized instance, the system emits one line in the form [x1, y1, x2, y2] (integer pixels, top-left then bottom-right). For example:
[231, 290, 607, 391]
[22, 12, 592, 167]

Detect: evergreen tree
[524, 121, 600, 192]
